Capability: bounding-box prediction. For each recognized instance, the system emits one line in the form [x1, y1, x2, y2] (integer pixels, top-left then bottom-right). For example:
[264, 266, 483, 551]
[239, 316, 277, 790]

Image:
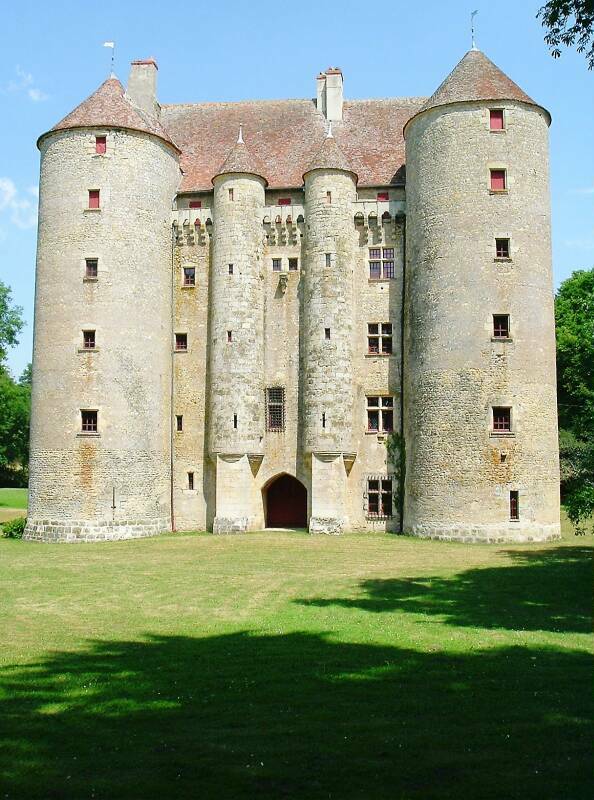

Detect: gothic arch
[263, 473, 307, 529]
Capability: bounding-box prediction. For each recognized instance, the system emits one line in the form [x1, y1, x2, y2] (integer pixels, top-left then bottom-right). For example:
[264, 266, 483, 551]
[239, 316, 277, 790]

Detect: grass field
[0, 516, 591, 799]
[0, 487, 28, 523]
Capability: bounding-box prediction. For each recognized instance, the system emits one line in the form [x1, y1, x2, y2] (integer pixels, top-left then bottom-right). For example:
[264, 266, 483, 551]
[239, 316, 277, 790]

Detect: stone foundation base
[23, 517, 170, 543]
[212, 516, 249, 534]
[309, 517, 344, 535]
[406, 522, 561, 544]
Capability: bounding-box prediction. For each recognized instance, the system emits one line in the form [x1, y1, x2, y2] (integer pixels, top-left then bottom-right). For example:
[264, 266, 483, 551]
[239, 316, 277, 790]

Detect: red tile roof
[161, 97, 424, 191]
[405, 49, 549, 133]
[214, 139, 268, 184]
[303, 132, 357, 180]
[40, 77, 179, 151]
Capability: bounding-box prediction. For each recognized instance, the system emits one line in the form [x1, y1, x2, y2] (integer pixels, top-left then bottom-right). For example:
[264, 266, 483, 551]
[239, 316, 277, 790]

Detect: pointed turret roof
[213, 131, 268, 184]
[405, 49, 549, 134]
[303, 129, 357, 181]
[38, 76, 179, 150]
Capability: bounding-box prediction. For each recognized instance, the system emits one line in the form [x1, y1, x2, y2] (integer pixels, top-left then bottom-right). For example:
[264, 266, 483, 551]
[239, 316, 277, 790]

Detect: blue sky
[0, 0, 592, 377]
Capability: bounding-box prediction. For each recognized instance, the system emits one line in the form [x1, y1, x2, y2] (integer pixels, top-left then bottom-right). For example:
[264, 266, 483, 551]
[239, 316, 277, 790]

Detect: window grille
[175, 333, 188, 351]
[365, 475, 395, 519]
[366, 396, 394, 433]
[83, 330, 96, 349]
[368, 323, 392, 354]
[85, 258, 98, 278]
[369, 247, 395, 279]
[493, 315, 510, 338]
[495, 238, 510, 258]
[81, 409, 98, 433]
[266, 387, 285, 432]
[272, 258, 282, 272]
[510, 490, 519, 520]
[492, 407, 511, 432]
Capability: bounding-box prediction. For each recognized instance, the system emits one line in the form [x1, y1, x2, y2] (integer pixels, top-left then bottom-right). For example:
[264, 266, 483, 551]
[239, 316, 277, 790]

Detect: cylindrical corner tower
[25, 77, 180, 541]
[208, 139, 266, 533]
[302, 137, 357, 534]
[403, 50, 560, 542]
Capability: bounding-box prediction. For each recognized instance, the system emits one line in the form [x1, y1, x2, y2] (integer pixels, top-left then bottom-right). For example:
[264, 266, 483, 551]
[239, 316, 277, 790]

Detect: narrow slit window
[188, 471, 194, 490]
[88, 190, 100, 209]
[490, 169, 507, 192]
[495, 238, 510, 258]
[175, 333, 188, 351]
[325, 191, 332, 204]
[322, 412, 326, 429]
[85, 258, 98, 279]
[233, 413, 238, 430]
[176, 415, 183, 432]
[83, 330, 96, 349]
[510, 490, 519, 520]
[266, 387, 285, 432]
[228, 188, 234, 201]
[325, 253, 332, 268]
[288, 258, 298, 271]
[493, 315, 510, 338]
[324, 328, 331, 340]
[227, 330, 233, 342]
[492, 406, 511, 432]
[183, 267, 195, 286]
[228, 264, 234, 275]
[490, 109, 505, 130]
[272, 258, 282, 272]
[81, 409, 98, 433]
[95, 136, 106, 154]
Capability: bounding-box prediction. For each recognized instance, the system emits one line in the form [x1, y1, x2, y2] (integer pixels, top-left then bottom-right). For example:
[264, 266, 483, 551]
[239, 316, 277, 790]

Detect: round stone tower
[26, 68, 181, 541]
[302, 132, 358, 534]
[208, 131, 267, 533]
[403, 49, 560, 542]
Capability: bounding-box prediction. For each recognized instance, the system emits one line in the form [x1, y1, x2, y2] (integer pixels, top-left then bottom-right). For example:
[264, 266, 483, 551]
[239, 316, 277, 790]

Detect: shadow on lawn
[297, 546, 593, 634]
[0, 632, 591, 800]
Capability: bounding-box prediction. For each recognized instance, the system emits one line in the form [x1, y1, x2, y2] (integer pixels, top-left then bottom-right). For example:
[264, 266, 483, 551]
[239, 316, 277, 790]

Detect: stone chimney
[127, 58, 159, 118]
[317, 68, 343, 122]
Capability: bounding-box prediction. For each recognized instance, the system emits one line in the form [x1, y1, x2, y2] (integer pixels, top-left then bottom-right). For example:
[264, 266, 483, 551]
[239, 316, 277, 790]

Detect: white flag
[103, 41, 115, 48]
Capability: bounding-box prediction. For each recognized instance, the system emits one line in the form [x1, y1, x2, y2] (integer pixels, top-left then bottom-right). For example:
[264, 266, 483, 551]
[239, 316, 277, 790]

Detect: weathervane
[471, 10, 478, 50]
[103, 41, 115, 76]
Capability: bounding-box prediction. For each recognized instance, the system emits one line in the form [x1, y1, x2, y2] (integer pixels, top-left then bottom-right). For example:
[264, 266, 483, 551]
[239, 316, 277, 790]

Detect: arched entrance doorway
[264, 474, 308, 528]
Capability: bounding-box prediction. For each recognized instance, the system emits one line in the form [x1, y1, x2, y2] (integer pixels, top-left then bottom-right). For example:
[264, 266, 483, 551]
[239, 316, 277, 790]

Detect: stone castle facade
[25, 49, 561, 542]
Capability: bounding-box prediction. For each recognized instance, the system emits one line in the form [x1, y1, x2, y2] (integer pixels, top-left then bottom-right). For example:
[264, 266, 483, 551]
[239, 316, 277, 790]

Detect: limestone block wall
[26, 128, 180, 541]
[208, 174, 266, 458]
[404, 100, 560, 542]
[302, 169, 357, 455]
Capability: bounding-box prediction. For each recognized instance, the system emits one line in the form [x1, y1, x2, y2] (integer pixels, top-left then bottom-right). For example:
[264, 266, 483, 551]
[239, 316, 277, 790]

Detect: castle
[24, 48, 561, 542]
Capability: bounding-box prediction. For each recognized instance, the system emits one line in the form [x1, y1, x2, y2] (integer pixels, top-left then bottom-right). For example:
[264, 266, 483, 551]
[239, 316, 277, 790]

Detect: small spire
[471, 10, 478, 50]
[237, 123, 244, 144]
[326, 120, 333, 139]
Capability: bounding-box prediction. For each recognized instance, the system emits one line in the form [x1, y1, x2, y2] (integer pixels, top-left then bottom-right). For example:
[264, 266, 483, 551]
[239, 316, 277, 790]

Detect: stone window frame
[175, 414, 183, 433]
[272, 258, 283, 272]
[95, 135, 107, 155]
[82, 329, 96, 350]
[265, 386, 285, 432]
[87, 189, 101, 210]
[492, 314, 511, 340]
[364, 475, 395, 519]
[488, 167, 508, 194]
[488, 108, 506, 132]
[509, 489, 520, 521]
[187, 471, 195, 491]
[366, 396, 394, 434]
[90, 131, 111, 158]
[494, 237, 512, 261]
[79, 408, 99, 436]
[288, 258, 299, 271]
[491, 405, 513, 435]
[174, 332, 188, 352]
[182, 265, 196, 287]
[367, 322, 393, 355]
[368, 247, 395, 280]
[84, 257, 99, 282]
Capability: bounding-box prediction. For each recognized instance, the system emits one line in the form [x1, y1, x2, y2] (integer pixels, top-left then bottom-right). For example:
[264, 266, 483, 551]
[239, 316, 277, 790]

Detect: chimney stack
[316, 68, 343, 122]
[127, 58, 159, 118]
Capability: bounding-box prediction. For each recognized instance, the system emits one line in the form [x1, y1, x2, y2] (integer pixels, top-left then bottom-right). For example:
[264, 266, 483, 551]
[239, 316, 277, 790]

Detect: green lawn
[0, 487, 28, 509]
[0, 520, 591, 799]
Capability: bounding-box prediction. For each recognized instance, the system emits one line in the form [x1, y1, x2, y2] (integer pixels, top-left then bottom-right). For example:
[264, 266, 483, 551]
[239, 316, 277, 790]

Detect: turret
[302, 130, 357, 534]
[208, 129, 267, 533]
[25, 65, 180, 541]
[403, 49, 560, 542]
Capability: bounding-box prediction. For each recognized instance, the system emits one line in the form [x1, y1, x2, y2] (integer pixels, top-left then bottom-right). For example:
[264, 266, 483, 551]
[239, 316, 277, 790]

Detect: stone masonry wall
[404, 100, 560, 542]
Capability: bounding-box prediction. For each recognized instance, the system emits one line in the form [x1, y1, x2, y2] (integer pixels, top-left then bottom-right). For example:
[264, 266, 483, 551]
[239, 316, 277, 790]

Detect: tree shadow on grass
[0, 632, 591, 800]
[297, 547, 593, 634]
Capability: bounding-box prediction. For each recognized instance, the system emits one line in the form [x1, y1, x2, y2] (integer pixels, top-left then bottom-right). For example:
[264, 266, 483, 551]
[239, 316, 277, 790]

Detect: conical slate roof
[38, 76, 179, 150]
[405, 49, 549, 133]
[213, 138, 268, 184]
[303, 133, 358, 181]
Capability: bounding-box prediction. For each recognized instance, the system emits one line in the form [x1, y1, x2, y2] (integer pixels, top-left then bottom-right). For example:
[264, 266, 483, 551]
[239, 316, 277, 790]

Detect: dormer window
[95, 136, 106, 154]
[489, 109, 505, 130]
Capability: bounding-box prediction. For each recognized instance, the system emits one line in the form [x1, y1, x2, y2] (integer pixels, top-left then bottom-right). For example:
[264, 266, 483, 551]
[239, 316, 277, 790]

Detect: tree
[555, 268, 594, 533]
[538, 1, 594, 70]
[0, 281, 24, 366]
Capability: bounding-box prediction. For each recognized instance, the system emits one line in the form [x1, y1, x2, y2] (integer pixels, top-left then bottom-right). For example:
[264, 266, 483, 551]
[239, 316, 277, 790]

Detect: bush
[2, 516, 26, 538]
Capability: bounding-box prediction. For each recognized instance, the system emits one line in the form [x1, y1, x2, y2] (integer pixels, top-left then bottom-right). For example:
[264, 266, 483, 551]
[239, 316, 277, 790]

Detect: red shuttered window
[278, 197, 291, 206]
[489, 110, 504, 130]
[189, 200, 202, 209]
[377, 191, 389, 201]
[490, 170, 506, 192]
[88, 190, 100, 209]
[95, 136, 106, 154]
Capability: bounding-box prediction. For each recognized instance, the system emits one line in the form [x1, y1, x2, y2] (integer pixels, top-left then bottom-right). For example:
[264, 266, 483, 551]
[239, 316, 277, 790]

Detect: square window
[288, 258, 298, 271]
[493, 406, 511, 432]
[369, 249, 381, 260]
[377, 192, 389, 201]
[85, 259, 98, 279]
[176, 415, 183, 432]
[272, 258, 282, 272]
[495, 238, 510, 258]
[278, 197, 291, 206]
[175, 333, 188, 351]
[490, 169, 507, 192]
[189, 200, 202, 209]
[83, 330, 95, 349]
[383, 248, 394, 259]
[493, 315, 510, 338]
[510, 490, 519, 520]
[81, 409, 98, 433]
[183, 267, 195, 286]
[88, 190, 100, 209]
[95, 136, 106, 154]
[490, 109, 504, 130]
